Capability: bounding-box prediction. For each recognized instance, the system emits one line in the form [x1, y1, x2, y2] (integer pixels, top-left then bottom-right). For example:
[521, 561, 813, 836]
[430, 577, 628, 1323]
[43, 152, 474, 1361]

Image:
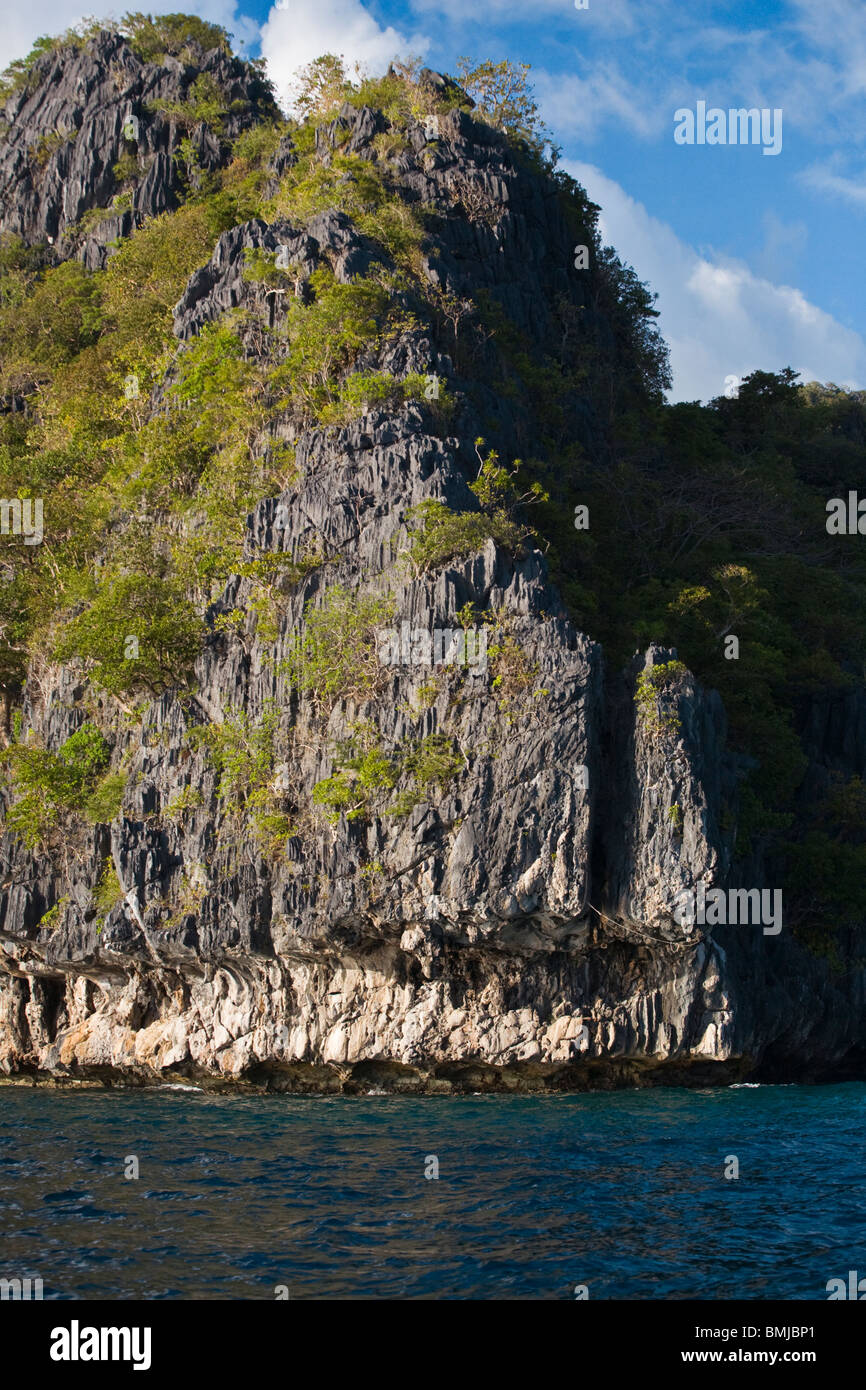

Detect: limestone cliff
[1, 28, 865, 1092]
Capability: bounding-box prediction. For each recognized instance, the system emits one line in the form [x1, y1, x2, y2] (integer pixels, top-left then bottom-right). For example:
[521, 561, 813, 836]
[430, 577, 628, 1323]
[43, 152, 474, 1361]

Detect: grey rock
[1, 61, 865, 1093]
[0, 28, 274, 264]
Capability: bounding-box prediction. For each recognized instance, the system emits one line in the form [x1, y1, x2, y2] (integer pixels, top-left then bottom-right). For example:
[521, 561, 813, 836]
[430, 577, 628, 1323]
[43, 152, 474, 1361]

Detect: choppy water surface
[1, 1083, 864, 1299]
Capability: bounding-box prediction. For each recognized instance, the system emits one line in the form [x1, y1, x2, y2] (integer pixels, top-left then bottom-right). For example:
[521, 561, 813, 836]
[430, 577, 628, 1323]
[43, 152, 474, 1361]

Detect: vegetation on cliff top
[0, 14, 237, 105]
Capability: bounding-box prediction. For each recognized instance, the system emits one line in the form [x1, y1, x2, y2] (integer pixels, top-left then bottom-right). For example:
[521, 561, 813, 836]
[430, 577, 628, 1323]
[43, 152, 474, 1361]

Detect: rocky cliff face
[1, 36, 865, 1092]
[0, 28, 274, 267]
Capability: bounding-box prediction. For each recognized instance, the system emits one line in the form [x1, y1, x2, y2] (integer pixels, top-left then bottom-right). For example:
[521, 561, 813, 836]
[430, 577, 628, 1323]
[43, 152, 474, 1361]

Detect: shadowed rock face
[0, 29, 275, 268]
[1, 52, 865, 1093]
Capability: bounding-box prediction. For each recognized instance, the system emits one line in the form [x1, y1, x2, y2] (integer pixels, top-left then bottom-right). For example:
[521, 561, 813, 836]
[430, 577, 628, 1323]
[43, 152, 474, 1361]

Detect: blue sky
[5, 0, 866, 401]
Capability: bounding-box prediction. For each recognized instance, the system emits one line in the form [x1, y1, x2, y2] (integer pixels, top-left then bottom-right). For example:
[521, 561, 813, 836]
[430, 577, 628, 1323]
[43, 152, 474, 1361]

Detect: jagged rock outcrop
[0, 28, 275, 268]
[2, 47, 866, 1092]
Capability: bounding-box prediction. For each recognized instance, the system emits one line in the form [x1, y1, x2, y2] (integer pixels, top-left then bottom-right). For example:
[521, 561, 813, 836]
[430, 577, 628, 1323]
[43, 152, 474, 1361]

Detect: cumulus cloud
[260, 0, 430, 113]
[565, 160, 866, 401]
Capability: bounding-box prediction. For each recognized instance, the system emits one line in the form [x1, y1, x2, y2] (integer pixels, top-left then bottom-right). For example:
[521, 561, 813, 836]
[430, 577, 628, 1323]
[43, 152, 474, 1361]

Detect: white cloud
[535, 64, 661, 143]
[789, 0, 866, 100]
[755, 209, 809, 283]
[260, 0, 430, 113]
[408, 0, 639, 30]
[800, 157, 866, 208]
[566, 160, 866, 401]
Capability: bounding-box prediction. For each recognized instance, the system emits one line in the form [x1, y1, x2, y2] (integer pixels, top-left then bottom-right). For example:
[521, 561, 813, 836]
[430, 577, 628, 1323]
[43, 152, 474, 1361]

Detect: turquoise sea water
[1, 1083, 864, 1300]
